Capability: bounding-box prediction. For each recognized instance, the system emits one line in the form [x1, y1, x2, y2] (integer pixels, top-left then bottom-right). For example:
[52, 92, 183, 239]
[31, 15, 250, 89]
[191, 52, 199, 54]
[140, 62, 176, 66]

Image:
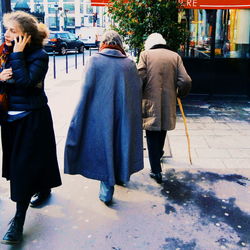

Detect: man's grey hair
[101, 30, 123, 47]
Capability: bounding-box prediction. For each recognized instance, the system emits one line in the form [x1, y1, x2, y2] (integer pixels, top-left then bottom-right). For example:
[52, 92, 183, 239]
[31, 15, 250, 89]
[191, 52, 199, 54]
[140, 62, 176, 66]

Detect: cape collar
[98, 48, 127, 58]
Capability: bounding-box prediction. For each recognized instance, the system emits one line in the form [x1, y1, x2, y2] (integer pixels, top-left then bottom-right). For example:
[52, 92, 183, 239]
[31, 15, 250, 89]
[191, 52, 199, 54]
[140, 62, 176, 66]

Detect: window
[86, 4, 93, 14]
[216, 9, 250, 58]
[68, 33, 76, 39]
[185, 9, 250, 58]
[48, 17, 56, 27]
[58, 33, 70, 39]
[48, 4, 56, 14]
[65, 17, 75, 27]
[80, 4, 84, 14]
[49, 33, 56, 39]
[63, 3, 75, 14]
[81, 17, 85, 26]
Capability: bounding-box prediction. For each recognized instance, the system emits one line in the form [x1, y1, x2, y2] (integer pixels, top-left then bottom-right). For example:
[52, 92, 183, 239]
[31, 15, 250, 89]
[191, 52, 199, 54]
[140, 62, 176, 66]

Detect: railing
[50, 47, 136, 79]
[51, 47, 89, 79]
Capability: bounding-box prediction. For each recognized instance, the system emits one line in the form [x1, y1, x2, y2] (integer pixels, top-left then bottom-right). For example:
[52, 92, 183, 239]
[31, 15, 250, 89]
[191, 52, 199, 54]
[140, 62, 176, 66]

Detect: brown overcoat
[137, 47, 192, 131]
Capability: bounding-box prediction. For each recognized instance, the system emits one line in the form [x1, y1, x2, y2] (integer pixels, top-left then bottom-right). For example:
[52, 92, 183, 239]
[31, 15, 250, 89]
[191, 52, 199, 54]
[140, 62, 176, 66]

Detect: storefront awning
[91, 0, 128, 6]
[91, 0, 250, 8]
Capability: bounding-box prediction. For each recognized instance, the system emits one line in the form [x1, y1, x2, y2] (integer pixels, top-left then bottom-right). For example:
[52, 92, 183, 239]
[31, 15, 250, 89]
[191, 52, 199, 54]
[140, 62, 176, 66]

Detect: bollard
[75, 47, 77, 69]
[82, 46, 85, 66]
[66, 50, 68, 74]
[53, 50, 56, 79]
[89, 48, 91, 56]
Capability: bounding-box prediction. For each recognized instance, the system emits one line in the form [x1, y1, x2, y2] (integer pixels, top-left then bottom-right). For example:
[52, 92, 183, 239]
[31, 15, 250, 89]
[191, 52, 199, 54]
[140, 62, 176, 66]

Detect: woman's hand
[13, 33, 31, 53]
[0, 68, 13, 81]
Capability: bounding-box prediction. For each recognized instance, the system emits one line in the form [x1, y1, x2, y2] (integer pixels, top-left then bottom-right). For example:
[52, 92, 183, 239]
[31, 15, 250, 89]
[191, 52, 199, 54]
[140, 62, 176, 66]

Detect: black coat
[5, 45, 48, 111]
[1, 44, 61, 202]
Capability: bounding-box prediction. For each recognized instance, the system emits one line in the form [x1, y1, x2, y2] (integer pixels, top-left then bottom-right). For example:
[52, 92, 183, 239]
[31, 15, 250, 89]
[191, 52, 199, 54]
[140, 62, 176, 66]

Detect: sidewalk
[0, 66, 249, 250]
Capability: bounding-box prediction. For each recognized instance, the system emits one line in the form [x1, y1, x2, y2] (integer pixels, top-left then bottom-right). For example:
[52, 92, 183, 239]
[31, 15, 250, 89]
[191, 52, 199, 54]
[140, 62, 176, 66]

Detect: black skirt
[1, 105, 62, 202]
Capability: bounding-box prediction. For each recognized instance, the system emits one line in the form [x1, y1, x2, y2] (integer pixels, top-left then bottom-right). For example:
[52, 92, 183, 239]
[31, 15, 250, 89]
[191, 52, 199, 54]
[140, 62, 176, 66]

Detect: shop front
[180, 1, 250, 95]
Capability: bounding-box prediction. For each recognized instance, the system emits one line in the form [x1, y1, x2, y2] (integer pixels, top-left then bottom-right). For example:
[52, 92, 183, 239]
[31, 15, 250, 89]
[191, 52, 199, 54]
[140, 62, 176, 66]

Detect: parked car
[80, 34, 100, 50]
[76, 27, 103, 50]
[44, 31, 85, 55]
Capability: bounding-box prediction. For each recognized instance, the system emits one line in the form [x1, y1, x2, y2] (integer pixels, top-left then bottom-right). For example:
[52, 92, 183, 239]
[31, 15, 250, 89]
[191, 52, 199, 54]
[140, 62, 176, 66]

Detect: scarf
[0, 42, 13, 69]
[150, 44, 168, 50]
[100, 43, 126, 56]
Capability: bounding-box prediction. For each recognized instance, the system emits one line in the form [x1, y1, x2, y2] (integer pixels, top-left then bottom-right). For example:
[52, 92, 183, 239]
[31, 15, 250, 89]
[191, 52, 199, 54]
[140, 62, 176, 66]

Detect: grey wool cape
[64, 49, 144, 186]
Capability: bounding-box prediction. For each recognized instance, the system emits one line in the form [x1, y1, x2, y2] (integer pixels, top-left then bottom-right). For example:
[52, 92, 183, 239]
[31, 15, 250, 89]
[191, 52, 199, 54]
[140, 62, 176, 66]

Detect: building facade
[10, 0, 108, 33]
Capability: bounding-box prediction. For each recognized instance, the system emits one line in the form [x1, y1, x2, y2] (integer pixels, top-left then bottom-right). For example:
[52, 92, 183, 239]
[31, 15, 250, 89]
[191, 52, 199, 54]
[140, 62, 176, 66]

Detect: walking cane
[177, 97, 192, 165]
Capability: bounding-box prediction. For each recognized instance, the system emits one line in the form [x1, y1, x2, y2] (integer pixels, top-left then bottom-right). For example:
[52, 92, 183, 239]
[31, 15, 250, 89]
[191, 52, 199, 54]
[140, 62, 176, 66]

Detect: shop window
[216, 9, 250, 58]
[187, 9, 213, 58]
[184, 9, 250, 59]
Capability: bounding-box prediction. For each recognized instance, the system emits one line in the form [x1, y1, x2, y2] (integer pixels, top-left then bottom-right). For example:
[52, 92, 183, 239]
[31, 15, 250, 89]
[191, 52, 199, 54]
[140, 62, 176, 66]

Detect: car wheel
[78, 45, 85, 53]
[60, 46, 67, 55]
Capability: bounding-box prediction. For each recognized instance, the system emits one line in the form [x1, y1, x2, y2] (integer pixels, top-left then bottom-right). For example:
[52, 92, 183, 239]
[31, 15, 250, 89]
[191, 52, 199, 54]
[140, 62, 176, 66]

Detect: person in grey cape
[64, 30, 144, 205]
[137, 33, 192, 184]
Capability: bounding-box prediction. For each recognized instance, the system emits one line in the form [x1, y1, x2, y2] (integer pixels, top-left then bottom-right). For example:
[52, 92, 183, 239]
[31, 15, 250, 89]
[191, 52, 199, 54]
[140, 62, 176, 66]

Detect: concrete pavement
[0, 58, 250, 250]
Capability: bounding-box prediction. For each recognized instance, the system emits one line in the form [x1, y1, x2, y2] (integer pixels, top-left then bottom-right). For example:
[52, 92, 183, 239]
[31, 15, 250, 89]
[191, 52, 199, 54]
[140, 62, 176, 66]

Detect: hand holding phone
[13, 34, 31, 53]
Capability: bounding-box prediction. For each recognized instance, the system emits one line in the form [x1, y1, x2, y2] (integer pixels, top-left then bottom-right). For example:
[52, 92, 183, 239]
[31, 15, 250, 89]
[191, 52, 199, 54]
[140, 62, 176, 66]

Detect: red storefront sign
[178, 0, 250, 9]
[91, 0, 109, 6]
[91, 0, 250, 8]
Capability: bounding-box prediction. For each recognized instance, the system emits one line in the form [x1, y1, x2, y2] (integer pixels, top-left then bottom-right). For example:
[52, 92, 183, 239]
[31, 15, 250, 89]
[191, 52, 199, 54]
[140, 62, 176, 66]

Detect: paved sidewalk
[0, 66, 249, 250]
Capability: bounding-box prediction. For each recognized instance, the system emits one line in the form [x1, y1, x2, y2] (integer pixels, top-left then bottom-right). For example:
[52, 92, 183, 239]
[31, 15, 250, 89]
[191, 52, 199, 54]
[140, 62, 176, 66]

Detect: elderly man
[64, 30, 144, 205]
[138, 33, 192, 184]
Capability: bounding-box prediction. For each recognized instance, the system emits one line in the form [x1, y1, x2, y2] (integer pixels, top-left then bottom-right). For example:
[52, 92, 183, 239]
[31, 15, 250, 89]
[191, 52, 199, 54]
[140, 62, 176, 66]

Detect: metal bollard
[65, 50, 68, 74]
[53, 50, 56, 79]
[82, 46, 85, 66]
[75, 47, 77, 69]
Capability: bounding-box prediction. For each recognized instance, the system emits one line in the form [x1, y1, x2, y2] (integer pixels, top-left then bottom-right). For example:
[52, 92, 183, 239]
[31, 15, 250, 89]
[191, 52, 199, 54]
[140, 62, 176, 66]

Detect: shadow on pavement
[161, 169, 250, 249]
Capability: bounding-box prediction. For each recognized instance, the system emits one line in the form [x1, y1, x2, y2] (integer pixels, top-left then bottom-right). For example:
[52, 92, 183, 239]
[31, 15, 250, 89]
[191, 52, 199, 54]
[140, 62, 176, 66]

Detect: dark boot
[1, 216, 24, 245]
[30, 189, 51, 207]
[149, 172, 162, 184]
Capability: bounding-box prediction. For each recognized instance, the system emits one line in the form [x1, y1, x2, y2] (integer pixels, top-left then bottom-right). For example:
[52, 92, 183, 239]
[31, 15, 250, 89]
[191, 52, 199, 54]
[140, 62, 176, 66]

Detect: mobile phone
[11, 36, 24, 46]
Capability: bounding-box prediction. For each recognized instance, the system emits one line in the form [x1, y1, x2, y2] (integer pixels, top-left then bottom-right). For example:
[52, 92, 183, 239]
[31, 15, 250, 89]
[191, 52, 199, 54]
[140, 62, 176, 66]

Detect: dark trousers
[146, 130, 167, 174]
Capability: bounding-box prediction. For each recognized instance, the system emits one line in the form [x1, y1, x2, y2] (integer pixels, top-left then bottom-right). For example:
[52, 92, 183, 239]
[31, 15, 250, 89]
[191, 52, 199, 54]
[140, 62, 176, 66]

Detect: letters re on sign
[178, 0, 250, 9]
[91, 0, 250, 8]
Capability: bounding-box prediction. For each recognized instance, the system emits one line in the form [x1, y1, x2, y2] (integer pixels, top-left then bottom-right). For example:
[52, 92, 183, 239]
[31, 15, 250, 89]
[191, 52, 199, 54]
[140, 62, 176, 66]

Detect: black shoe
[1, 216, 23, 245]
[116, 180, 126, 186]
[149, 172, 162, 184]
[30, 189, 51, 208]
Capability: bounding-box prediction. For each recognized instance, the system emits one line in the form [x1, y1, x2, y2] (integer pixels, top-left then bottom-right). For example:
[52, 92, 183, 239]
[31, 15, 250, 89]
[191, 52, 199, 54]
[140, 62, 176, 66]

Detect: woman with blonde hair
[0, 11, 61, 244]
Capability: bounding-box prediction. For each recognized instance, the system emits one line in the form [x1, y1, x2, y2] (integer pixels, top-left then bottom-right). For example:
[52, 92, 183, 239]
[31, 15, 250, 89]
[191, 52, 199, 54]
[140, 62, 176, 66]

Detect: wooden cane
[177, 97, 192, 165]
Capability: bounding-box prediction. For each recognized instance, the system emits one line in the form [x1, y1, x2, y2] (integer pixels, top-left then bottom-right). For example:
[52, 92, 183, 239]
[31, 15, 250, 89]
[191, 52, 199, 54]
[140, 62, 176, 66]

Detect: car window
[68, 33, 76, 40]
[58, 33, 69, 39]
[49, 34, 56, 39]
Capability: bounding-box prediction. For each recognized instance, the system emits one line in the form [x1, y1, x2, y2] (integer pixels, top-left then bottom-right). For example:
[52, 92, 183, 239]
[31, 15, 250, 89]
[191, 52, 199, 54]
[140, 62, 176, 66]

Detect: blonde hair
[3, 11, 49, 46]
